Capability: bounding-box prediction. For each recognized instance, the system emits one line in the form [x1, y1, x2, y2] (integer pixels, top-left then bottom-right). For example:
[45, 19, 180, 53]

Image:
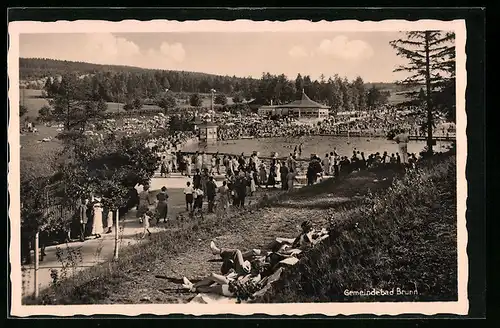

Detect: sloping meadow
[258, 154, 457, 303]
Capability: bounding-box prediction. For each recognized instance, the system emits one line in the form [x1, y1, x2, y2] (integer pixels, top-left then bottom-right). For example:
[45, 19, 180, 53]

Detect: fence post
[33, 231, 39, 299]
[113, 209, 119, 260]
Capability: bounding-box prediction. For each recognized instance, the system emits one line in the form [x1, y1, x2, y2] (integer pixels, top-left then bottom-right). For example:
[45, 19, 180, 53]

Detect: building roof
[276, 90, 329, 109]
[247, 98, 270, 106]
[197, 122, 219, 128]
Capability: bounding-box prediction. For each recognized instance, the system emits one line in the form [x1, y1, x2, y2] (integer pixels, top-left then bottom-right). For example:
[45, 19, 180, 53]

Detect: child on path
[184, 181, 194, 212]
[141, 210, 153, 239]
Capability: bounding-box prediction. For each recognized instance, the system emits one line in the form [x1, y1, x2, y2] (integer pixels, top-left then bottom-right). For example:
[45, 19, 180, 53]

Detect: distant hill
[19, 57, 234, 82]
[18, 58, 415, 107]
[365, 82, 423, 92]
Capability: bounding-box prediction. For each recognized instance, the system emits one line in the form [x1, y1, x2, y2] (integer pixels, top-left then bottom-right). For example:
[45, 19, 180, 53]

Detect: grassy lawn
[20, 89, 236, 120]
[20, 89, 163, 119]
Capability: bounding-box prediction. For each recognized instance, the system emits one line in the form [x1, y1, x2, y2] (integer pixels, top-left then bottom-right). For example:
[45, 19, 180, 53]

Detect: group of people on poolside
[212, 105, 453, 141]
[216, 118, 314, 140]
[180, 220, 330, 298]
[137, 129, 417, 233]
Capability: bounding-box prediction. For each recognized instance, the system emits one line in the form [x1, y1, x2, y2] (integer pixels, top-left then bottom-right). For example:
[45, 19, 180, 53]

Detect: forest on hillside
[20, 58, 396, 112]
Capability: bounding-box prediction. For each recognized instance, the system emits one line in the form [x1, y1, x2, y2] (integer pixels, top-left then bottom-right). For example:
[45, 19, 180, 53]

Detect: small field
[20, 89, 162, 119]
[20, 125, 62, 178]
[20, 89, 235, 120]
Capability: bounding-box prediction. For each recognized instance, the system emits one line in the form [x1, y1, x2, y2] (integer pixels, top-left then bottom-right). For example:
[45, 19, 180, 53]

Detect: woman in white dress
[250, 171, 257, 196]
[275, 162, 281, 185]
[91, 197, 103, 239]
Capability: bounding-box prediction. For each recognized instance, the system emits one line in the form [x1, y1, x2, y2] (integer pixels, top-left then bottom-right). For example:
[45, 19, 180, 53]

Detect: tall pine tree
[390, 31, 455, 153]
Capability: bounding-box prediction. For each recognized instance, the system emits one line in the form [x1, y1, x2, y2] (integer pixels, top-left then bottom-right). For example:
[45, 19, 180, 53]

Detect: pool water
[182, 135, 452, 159]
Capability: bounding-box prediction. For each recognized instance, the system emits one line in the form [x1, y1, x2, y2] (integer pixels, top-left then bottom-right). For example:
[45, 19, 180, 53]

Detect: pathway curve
[21, 172, 310, 297]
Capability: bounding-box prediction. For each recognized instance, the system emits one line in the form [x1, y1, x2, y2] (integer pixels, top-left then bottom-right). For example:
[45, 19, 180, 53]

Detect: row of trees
[41, 69, 391, 114]
[22, 72, 160, 244]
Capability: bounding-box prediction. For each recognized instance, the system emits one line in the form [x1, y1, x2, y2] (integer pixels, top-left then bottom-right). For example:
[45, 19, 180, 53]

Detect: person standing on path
[185, 155, 192, 178]
[184, 181, 194, 212]
[137, 185, 155, 224]
[91, 199, 103, 239]
[235, 172, 248, 208]
[259, 163, 267, 188]
[287, 169, 299, 191]
[275, 161, 281, 187]
[322, 154, 330, 176]
[84, 197, 96, 239]
[193, 186, 205, 214]
[76, 197, 88, 242]
[393, 129, 410, 165]
[155, 186, 169, 224]
[267, 164, 277, 189]
[193, 169, 202, 189]
[195, 151, 203, 172]
[215, 153, 221, 175]
[280, 161, 289, 190]
[206, 176, 217, 213]
[141, 210, 153, 238]
[249, 170, 257, 196]
[217, 180, 230, 210]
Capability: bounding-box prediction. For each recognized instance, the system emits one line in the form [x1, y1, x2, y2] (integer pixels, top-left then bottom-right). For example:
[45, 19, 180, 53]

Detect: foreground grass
[24, 154, 456, 304]
[259, 154, 457, 303]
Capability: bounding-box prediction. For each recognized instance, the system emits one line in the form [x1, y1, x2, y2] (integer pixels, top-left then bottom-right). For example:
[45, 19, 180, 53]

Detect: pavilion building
[257, 90, 329, 119]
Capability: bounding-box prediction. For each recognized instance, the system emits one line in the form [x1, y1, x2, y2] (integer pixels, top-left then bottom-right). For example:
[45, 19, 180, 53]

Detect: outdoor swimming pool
[182, 135, 453, 159]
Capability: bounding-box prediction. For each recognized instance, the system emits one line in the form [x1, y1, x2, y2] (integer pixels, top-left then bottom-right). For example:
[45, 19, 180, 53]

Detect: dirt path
[100, 170, 395, 304]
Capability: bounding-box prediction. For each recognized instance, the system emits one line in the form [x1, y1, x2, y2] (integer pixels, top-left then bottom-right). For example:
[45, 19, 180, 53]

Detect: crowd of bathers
[214, 110, 454, 141]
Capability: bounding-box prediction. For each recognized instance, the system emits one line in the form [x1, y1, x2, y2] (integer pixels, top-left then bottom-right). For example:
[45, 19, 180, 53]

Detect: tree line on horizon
[22, 58, 394, 115]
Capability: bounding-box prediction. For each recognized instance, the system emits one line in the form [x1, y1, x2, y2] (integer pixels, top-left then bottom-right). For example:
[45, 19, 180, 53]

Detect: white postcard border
[8, 18, 468, 317]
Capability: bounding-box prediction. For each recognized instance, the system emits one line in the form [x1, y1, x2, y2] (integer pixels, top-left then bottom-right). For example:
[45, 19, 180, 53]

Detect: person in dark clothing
[84, 199, 95, 238]
[193, 169, 202, 189]
[234, 174, 248, 207]
[309, 157, 323, 184]
[156, 186, 169, 224]
[206, 176, 217, 213]
[360, 152, 367, 170]
[238, 154, 246, 168]
[306, 162, 315, 186]
[75, 197, 88, 241]
[267, 164, 277, 188]
[227, 178, 237, 206]
[280, 162, 289, 190]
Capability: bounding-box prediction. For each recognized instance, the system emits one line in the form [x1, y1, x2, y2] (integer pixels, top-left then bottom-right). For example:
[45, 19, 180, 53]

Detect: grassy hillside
[260, 154, 457, 302]
[24, 152, 456, 305]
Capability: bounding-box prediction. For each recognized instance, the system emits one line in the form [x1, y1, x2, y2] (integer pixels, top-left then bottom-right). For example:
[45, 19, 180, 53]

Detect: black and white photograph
[8, 18, 468, 316]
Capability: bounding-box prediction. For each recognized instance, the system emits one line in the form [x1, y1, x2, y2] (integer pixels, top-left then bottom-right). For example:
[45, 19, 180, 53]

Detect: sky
[20, 32, 414, 83]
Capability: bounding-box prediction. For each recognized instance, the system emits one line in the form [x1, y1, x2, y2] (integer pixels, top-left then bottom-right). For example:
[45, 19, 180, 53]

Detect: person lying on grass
[290, 220, 329, 250]
[181, 258, 268, 298]
[207, 223, 328, 277]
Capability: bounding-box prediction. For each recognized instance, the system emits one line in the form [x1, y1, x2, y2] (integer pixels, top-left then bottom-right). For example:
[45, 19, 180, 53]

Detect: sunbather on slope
[181, 257, 267, 297]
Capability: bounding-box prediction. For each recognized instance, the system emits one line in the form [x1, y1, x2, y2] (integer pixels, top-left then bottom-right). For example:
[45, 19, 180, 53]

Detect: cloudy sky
[20, 32, 413, 82]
